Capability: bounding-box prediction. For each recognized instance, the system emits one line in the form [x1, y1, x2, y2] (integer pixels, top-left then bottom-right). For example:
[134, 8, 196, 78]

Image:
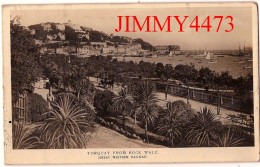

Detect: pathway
[89, 77, 247, 124]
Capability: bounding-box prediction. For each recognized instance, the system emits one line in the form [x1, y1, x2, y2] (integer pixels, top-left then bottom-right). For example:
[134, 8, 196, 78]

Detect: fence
[13, 93, 28, 123]
[155, 82, 247, 111]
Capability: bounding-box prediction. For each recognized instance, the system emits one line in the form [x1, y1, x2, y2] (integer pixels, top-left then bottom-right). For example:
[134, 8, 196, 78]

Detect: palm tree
[39, 93, 94, 149]
[185, 107, 221, 147]
[133, 80, 159, 143]
[112, 87, 134, 128]
[156, 102, 183, 147]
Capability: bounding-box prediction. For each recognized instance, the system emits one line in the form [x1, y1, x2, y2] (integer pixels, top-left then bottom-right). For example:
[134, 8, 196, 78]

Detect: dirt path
[87, 124, 165, 148]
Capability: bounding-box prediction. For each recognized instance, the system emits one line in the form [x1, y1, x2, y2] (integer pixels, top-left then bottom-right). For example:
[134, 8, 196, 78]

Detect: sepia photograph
[3, 2, 259, 164]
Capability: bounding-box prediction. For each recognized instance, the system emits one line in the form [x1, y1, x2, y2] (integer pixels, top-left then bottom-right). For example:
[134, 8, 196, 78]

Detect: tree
[156, 101, 194, 147]
[112, 87, 134, 128]
[133, 80, 159, 143]
[198, 67, 216, 90]
[185, 107, 222, 146]
[133, 38, 155, 51]
[173, 64, 198, 82]
[155, 62, 164, 78]
[11, 16, 41, 102]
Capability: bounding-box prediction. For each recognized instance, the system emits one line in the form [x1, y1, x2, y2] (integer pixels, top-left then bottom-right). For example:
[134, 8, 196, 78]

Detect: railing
[155, 82, 248, 111]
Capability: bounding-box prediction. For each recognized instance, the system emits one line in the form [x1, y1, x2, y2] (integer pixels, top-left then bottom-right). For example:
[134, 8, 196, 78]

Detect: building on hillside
[155, 45, 169, 55]
[57, 32, 66, 41]
[30, 29, 36, 35]
[102, 46, 116, 54]
[78, 45, 90, 54]
[41, 23, 52, 31]
[139, 50, 153, 57]
[155, 45, 181, 55]
[55, 24, 65, 31]
[91, 42, 107, 49]
[78, 32, 90, 40]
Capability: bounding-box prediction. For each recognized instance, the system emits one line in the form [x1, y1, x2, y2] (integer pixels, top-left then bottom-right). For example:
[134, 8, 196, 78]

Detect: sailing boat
[206, 52, 211, 60]
[206, 52, 217, 63]
[204, 50, 207, 56]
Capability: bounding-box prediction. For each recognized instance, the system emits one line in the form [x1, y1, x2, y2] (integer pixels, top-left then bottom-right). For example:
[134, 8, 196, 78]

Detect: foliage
[27, 93, 49, 122]
[112, 87, 134, 115]
[13, 123, 42, 149]
[39, 93, 94, 149]
[132, 80, 159, 142]
[156, 101, 194, 146]
[94, 90, 114, 117]
[173, 64, 198, 83]
[212, 128, 245, 147]
[133, 38, 155, 51]
[185, 107, 221, 147]
[11, 17, 41, 102]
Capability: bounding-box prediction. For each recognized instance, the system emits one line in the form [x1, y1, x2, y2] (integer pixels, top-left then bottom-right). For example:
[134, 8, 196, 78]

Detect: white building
[41, 23, 52, 31]
[56, 24, 65, 31]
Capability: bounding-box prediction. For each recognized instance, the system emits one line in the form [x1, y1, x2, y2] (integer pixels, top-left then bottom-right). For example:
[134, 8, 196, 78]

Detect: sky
[12, 6, 253, 50]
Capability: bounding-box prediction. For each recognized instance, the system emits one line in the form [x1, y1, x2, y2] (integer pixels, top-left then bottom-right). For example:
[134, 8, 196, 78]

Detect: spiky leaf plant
[13, 123, 42, 149]
[186, 107, 221, 147]
[156, 102, 183, 147]
[212, 128, 245, 147]
[39, 93, 94, 149]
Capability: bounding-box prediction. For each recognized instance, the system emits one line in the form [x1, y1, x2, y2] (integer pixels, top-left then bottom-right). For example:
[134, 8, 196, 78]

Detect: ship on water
[206, 52, 217, 63]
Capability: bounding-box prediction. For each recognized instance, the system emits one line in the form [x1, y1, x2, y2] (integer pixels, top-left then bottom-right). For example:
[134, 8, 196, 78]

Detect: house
[155, 45, 169, 55]
[91, 42, 107, 49]
[41, 23, 52, 31]
[55, 24, 65, 31]
[58, 32, 65, 40]
[155, 45, 181, 55]
[30, 29, 36, 35]
[78, 45, 90, 54]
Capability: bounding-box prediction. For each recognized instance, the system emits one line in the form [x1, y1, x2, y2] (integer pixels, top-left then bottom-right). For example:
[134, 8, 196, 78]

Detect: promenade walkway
[89, 77, 247, 124]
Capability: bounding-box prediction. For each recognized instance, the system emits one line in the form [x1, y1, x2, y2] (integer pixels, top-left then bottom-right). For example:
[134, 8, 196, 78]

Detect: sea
[116, 54, 253, 78]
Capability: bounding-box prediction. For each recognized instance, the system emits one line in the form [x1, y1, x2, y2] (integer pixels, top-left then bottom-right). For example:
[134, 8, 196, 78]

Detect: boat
[208, 60, 218, 63]
[243, 66, 252, 69]
[206, 52, 211, 60]
[206, 52, 217, 63]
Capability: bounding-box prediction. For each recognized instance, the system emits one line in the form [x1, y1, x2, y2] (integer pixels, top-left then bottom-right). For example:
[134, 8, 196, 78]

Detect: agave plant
[156, 102, 183, 147]
[13, 123, 42, 149]
[132, 80, 159, 143]
[212, 128, 245, 147]
[39, 93, 94, 149]
[185, 107, 221, 147]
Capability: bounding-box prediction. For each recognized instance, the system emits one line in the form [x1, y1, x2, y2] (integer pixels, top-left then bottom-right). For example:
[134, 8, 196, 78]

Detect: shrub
[39, 93, 94, 149]
[27, 93, 49, 122]
[185, 107, 222, 147]
[13, 123, 42, 149]
[212, 128, 245, 147]
[94, 90, 114, 117]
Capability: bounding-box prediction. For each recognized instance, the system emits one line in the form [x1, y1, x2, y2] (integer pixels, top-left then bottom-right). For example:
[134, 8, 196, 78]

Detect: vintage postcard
[3, 2, 259, 164]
